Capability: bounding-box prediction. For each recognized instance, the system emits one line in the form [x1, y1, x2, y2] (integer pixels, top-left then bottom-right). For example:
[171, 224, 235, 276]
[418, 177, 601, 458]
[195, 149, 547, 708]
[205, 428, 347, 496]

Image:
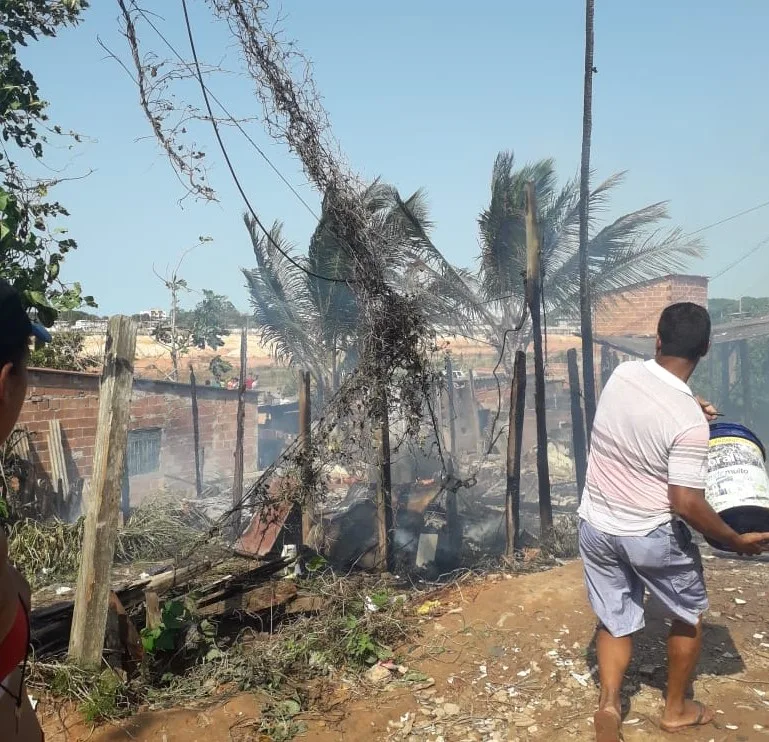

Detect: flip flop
[659, 701, 714, 733]
[594, 708, 623, 742]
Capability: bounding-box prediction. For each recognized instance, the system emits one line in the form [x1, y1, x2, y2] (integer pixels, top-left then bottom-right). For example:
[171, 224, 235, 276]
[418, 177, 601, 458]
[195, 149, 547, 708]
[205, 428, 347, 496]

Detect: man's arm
[669, 485, 769, 555]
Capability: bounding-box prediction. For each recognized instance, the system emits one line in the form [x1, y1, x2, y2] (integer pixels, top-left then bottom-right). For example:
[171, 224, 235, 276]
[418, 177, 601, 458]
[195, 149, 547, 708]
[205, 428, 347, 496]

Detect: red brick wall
[17, 369, 258, 504]
[594, 275, 708, 336]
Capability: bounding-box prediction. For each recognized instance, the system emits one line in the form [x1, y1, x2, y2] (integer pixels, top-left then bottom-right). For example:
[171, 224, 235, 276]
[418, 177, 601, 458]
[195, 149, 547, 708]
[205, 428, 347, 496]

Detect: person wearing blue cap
[0, 279, 50, 740]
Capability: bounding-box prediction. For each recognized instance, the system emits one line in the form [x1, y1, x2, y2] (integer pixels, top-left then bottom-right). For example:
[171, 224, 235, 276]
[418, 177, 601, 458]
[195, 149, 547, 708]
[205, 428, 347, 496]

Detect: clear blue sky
[22, 0, 769, 314]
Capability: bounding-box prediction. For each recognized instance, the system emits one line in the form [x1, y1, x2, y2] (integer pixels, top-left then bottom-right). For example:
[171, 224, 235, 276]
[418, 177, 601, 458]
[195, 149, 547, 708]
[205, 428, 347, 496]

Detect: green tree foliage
[0, 0, 94, 323]
[28, 330, 98, 371]
[153, 289, 232, 380]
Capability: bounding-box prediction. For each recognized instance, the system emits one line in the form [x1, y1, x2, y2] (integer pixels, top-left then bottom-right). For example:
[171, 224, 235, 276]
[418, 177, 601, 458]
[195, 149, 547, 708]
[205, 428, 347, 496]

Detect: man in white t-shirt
[578, 302, 769, 741]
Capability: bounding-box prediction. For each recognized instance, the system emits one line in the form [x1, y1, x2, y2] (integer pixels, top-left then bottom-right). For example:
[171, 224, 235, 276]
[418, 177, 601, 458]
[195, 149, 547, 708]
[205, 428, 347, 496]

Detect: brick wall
[594, 275, 708, 336]
[17, 369, 259, 505]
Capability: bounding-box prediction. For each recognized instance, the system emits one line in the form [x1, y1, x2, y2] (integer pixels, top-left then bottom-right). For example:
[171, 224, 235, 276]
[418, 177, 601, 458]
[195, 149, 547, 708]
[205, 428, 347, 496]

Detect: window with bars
[127, 428, 161, 476]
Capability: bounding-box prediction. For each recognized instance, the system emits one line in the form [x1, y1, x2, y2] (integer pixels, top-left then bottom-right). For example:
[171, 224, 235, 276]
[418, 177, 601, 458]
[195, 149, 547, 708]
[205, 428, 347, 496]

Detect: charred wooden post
[299, 370, 313, 543]
[69, 316, 137, 668]
[468, 369, 483, 454]
[600, 343, 612, 390]
[445, 355, 458, 466]
[375, 386, 394, 572]
[567, 348, 588, 500]
[231, 328, 248, 535]
[189, 365, 203, 498]
[525, 181, 553, 538]
[506, 351, 527, 556]
[120, 462, 130, 526]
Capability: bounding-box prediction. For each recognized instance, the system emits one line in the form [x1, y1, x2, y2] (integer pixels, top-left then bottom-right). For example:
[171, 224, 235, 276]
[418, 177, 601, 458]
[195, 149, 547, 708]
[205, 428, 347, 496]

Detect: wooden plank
[505, 351, 526, 557]
[231, 328, 248, 535]
[68, 316, 138, 668]
[144, 590, 161, 630]
[524, 182, 553, 538]
[10, 427, 30, 460]
[567, 349, 588, 501]
[48, 419, 69, 502]
[197, 580, 297, 617]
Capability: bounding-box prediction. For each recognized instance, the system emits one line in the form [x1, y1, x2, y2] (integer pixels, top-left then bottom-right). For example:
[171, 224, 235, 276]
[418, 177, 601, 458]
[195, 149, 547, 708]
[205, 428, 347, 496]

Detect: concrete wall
[594, 274, 709, 336]
[17, 369, 259, 505]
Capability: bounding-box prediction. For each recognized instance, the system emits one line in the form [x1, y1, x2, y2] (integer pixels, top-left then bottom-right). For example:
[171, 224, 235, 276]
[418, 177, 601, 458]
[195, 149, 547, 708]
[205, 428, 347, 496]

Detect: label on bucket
[706, 436, 769, 513]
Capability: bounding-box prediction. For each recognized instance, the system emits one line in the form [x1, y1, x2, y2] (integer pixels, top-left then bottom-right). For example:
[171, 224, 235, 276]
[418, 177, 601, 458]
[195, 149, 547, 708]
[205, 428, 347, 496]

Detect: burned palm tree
[478, 152, 703, 333]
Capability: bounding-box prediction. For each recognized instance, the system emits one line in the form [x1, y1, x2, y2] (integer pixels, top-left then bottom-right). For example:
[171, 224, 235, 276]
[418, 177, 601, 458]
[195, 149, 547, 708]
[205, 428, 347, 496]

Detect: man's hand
[696, 396, 719, 421]
[730, 531, 769, 556]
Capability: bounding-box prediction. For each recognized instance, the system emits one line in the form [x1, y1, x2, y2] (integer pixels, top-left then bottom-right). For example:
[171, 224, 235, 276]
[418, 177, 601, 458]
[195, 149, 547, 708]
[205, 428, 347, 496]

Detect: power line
[684, 199, 769, 239]
[709, 234, 769, 281]
[180, 0, 353, 285]
[129, 0, 323, 225]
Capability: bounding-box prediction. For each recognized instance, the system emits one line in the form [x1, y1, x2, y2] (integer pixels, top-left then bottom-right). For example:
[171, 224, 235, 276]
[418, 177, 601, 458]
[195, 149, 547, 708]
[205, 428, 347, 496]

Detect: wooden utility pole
[189, 365, 203, 498]
[739, 340, 752, 426]
[468, 369, 483, 454]
[525, 182, 553, 538]
[298, 370, 313, 542]
[445, 356, 458, 466]
[579, 0, 598, 436]
[375, 386, 394, 573]
[231, 328, 247, 535]
[505, 351, 526, 556]
[567, 349, 588, 500]
[69, 316, 137, 668]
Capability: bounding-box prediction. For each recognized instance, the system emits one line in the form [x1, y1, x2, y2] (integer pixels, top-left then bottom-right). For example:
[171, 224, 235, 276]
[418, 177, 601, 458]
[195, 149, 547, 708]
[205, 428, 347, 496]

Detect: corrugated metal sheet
[235, 500, 294, 557]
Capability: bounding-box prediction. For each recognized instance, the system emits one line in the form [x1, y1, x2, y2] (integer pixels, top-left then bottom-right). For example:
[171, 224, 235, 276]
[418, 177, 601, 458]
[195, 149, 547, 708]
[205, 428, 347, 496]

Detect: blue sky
[22, 0, 769, 314]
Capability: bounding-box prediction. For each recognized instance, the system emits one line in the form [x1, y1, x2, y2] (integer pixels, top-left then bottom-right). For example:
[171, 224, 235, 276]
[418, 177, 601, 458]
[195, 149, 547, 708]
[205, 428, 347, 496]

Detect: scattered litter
[624, 718, 640, 725]
[734, 597, 747, 605]
[570, 671, 590, 687]
[28, 695, 38, 711]
[478, 664, 488, 678]
[753, 633, 765, 640]
[416, 600, 441, 616]
[517, 668, 531, 678]
[365, 663, 393, 685]
[54, 586, 72, 596]
[754, 724, 765, 731]
[725, 723, 738, 730]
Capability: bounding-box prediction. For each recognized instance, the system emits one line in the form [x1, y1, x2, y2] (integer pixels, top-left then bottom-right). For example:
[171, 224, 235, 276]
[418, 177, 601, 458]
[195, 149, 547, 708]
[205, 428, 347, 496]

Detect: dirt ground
[40, 550, 769, 742]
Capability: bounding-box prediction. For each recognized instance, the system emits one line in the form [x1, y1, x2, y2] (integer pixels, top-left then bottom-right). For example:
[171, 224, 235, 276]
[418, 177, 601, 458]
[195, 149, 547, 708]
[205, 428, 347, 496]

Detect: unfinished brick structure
[594, 274, 708, 336]
[16, 369, 259, 505]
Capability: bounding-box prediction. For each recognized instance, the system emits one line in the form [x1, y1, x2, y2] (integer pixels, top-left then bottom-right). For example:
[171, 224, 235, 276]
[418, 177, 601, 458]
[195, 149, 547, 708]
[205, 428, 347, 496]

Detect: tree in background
[478, 152, 702, 338]
[0, 0, 94, 323]
[29, 331, 98, 372]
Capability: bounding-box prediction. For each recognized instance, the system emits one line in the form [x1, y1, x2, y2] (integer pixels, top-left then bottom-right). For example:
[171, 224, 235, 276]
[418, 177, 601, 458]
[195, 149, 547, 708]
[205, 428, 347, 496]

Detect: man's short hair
[657, 302, 711, 361]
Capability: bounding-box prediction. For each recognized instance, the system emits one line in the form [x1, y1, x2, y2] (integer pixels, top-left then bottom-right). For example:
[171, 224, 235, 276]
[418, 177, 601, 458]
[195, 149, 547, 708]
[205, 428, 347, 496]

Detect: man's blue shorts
[579, 518, 709, 638]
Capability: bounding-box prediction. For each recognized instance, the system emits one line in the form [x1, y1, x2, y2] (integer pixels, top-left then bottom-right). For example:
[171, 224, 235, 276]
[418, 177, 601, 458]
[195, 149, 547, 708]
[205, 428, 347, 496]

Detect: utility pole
[231, 328, 247, 536]
[579, 0, 597, 436]
[525, 181, 553, 538]
[189, 365, 203, 498]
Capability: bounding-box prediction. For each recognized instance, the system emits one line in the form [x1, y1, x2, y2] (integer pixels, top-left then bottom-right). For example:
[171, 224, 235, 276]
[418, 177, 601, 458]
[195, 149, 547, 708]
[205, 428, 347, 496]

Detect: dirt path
[41, 552, 769, 742]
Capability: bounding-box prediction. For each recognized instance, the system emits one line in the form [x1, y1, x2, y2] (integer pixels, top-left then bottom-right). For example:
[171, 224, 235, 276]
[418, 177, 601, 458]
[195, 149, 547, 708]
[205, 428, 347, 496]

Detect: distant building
[594, 274, 708, 336]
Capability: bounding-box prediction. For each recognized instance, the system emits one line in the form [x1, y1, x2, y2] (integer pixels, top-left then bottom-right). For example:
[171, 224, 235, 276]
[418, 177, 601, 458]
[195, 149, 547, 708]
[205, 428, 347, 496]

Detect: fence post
[189, 365, 203, 498]
[468, 369, 482, 454]
[298, 371, 313, 543]
[375, 384, 394, 573]
[231, 328, 247, 535]
[525, 181, 553, 538]
[567, 348, 588, 500]
[506, 351, 526, 557]
[69, 316, 137, 668]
